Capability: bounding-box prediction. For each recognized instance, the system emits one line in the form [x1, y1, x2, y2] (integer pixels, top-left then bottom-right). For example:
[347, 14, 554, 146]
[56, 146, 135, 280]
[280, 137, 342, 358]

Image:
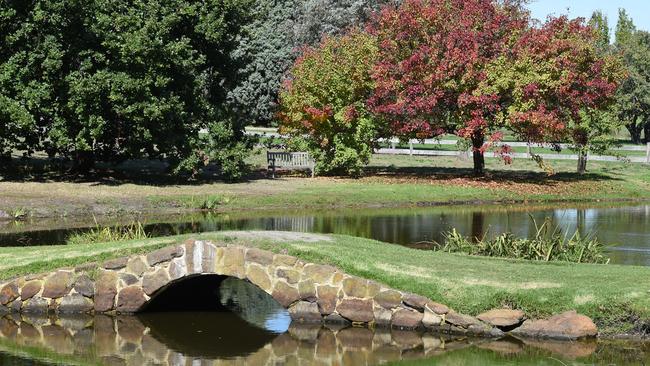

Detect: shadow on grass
[0, 155, 624, 187]
[0, 156, 271, 186]
[363, 165, 623, 186]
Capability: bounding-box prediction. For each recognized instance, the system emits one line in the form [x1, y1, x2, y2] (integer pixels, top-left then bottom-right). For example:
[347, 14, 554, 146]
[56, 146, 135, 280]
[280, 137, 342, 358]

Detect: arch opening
[139, 274, 291, 334]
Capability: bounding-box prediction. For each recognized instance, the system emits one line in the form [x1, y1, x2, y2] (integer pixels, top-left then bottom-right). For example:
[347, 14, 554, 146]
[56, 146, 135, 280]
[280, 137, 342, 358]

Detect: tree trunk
[73, 150, 95, 173]
[627, 122, 643, 144]
[644, 121, 650, 144]
[577, 149, 588, 175]
[471, 134, 485, 176]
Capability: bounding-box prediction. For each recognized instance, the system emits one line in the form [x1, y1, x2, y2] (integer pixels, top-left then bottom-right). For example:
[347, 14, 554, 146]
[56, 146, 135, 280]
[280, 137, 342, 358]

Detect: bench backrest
[267, 151, 314, 167]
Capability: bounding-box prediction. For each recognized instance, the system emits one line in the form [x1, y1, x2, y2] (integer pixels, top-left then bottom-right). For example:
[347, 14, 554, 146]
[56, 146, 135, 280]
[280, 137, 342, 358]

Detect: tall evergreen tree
[615, 8, 636, 47]
[589, 10, 610, 53]
[228, 0, 397, 126]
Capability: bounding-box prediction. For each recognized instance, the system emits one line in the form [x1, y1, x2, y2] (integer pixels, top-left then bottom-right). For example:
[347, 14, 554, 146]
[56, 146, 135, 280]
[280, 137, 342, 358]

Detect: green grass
[2, 232, 649, 336]
[2, 150, 650, 220]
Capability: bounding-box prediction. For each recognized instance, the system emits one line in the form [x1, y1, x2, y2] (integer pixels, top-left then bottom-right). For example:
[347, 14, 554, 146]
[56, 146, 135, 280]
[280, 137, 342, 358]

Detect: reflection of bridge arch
[1, 239, 497, 335]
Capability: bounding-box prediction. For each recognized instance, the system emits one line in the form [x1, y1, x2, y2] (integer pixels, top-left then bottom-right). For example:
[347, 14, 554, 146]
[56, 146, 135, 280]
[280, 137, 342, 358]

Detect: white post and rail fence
[240, 129, 650, 164]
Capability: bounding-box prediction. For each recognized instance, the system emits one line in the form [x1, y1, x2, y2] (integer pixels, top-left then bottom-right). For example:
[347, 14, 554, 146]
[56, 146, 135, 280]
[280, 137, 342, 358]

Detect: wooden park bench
[267, 151, 315, 178]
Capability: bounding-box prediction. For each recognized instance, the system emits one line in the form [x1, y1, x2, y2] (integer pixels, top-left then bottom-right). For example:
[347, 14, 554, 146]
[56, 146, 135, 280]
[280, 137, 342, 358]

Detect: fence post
[526, 144, 531, 158]
[391, 138, 396, 150]
[409, 140, 413, 156]
[647, 142, 650, 164]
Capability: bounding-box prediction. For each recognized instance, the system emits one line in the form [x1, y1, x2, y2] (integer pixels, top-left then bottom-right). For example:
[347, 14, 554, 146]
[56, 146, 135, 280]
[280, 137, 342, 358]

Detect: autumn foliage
[279, 0, 625, 176]
[278, 31, 381, 176]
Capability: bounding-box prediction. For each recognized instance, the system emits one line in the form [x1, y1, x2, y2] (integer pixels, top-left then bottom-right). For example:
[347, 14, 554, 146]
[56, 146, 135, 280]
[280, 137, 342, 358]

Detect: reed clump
[67, 221, 148, 245]
[434, 216, 609, 264]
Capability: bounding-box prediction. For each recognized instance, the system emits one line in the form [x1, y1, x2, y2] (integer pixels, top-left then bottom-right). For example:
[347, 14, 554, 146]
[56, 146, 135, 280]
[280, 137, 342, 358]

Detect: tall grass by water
[66, 221, 148, 245]
[434, 216, 609, 264]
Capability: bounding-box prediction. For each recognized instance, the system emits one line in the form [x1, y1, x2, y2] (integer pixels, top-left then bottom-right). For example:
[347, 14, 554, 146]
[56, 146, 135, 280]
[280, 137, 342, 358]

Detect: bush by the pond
[67, 222, 148, 245]
[434, 218, 609, 264]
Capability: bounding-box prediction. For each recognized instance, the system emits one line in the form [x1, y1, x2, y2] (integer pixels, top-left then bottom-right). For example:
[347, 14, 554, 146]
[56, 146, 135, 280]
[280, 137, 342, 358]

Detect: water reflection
[3, 203, 650, 265]
[1, 313, 649, 365]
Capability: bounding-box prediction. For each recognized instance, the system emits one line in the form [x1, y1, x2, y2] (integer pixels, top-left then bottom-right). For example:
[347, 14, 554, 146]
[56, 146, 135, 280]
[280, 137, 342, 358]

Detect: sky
[527, 0, 650, 33]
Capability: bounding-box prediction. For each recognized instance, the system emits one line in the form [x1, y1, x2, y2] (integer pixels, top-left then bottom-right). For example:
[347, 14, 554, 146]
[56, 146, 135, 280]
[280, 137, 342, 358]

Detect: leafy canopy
[278, 31, 381, 176]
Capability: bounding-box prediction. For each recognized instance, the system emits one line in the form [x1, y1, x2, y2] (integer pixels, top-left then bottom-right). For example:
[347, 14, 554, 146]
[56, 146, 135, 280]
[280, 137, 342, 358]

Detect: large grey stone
[298, 279, 316, 301]
[374, 290, 402, 309]
[116, 286, 147, 313]
[273, 254, 298, 267]
[477, 309, 526, 328]
[342, 277, 369, 298]
[303, 264, 337, 283]
[42, 271, 73, 299]
[289, 301, 322, 323]
[95, 271, 118, 312]
[221, 246, 245, 278]
[142, 268, 170, 296]
[316, 285, 338, 315]
[168, 257, 187, 280]
[126, 257, 149, 277]
[23, 297, 49, 313]
[74, 275, 95, 298]
[336, 298, 374, 323]
[59, 293, 94, 313]
[102, 257, 128, 270]
[510, 311, 598, 340]
[392, 308, 423, 329]
[0, 283, 19, 305]
[245, 248, 274, 265]
[445, 311, 482, 328]
[276, 268, 300, 284]
[246, 264, 272, 293]
[422, 307, 443, 328]
[272, 281, 300, 308]
[20, 280, 42, 301]
[146, 246, 183, 266]
[402, 293, 430, 311]
[119, 273, 139, 286]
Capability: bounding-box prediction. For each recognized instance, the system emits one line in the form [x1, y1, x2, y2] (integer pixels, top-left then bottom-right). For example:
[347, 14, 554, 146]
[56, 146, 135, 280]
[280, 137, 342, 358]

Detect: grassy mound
[1, 231, 648, 335]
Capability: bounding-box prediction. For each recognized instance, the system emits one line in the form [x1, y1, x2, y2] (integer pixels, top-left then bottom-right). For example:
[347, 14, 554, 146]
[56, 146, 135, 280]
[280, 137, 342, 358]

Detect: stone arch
[0, 239, 502, 337]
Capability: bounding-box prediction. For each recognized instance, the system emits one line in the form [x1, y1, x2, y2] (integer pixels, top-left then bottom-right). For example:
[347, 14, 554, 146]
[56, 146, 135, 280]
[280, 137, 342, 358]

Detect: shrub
[278, 30, 384, 176]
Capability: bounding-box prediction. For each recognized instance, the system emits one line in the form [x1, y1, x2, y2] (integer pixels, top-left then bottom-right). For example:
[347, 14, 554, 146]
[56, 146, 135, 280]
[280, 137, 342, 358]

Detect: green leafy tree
[278, 31, 382, 176]
[617, 31, 650, 144]
[614, 12, 650, 144]
[0, 0, 252, 179]
[229, 0, 394, 126]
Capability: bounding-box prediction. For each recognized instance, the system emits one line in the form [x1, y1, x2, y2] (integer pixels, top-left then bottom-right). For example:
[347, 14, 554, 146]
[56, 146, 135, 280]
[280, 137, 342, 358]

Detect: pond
[2, 202, 650, 265]
[1, 277, 648, 365]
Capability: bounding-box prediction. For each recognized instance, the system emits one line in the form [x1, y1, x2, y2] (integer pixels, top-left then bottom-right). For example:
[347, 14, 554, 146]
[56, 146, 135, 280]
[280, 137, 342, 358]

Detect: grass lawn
[2, 231, 648, 336]
[1, 150, 650, 219]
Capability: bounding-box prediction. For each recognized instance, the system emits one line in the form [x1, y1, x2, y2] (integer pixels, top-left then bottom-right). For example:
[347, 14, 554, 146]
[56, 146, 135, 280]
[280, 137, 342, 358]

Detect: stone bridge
[0, 239, 597, 340]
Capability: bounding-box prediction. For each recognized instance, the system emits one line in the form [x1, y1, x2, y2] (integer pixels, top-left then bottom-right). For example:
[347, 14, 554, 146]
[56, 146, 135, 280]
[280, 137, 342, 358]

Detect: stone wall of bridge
[0, 239, 597, 340]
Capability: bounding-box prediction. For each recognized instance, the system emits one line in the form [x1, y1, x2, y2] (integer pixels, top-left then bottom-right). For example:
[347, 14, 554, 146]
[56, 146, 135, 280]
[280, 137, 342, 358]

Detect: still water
[0, 277, 648, 365]
[2, 203, 650, 265]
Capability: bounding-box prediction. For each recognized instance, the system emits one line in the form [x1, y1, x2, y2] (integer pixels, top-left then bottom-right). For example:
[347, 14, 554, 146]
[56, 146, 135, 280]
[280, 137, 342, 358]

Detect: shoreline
[1, 232, 649, 338]
[3, 194, 650, 221]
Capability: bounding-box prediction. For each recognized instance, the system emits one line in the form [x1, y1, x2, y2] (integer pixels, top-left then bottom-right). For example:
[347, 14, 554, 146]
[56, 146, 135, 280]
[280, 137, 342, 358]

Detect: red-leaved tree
[483, 16, 625, 174]
[368, 0, 527, 175]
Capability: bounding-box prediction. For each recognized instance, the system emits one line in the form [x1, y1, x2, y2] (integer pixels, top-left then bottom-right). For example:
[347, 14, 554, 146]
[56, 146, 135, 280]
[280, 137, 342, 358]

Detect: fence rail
[242, 130, 650, 164]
